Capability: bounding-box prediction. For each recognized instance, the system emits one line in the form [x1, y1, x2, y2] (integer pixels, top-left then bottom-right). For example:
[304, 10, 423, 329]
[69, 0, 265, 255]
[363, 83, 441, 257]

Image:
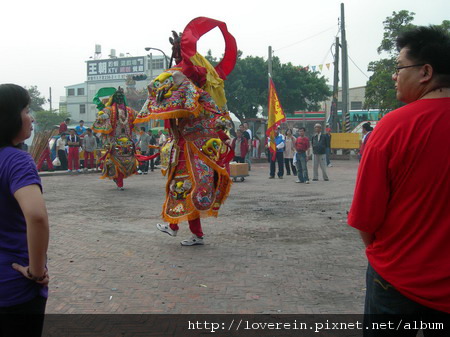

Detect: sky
[1, 0, 449, 110]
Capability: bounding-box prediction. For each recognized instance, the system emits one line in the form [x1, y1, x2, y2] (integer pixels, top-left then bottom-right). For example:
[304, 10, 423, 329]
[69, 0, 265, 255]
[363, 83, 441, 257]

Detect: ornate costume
[92, 87, 139, 190]
[135, 17, 237, 244]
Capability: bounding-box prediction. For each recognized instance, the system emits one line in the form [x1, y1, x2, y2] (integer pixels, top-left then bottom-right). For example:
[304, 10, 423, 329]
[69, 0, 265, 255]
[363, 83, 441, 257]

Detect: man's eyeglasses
[395, 64, 425, 75]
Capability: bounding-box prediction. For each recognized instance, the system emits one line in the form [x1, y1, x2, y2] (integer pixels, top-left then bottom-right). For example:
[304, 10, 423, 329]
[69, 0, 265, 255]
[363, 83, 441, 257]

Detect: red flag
[266, 78, 286, 161]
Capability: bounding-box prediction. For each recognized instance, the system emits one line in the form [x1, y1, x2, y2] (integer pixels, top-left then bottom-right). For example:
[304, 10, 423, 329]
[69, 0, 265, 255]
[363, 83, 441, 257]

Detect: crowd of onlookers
[230, 122, 333, 183]
[37, 118, 168, 174]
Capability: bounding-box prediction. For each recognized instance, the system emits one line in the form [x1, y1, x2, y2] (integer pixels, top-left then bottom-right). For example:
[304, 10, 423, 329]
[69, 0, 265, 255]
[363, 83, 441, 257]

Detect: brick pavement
[41, 159, 367, 314]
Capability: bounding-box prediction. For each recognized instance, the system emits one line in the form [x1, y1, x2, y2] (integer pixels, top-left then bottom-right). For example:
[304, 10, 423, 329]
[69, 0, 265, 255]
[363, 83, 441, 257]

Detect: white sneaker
[295, 179, 302, 183]
[77, 169, 82, 173]
[328, 164, 333, 167]
[156, 223, 178, 237]
[67, 169, 72, 172]
[117, 186, 124, 191]
[84, 168, 88, 172]
[180, 235, 204, 246]
[137, 170, 143, 175]
[305, 180, 310, 184]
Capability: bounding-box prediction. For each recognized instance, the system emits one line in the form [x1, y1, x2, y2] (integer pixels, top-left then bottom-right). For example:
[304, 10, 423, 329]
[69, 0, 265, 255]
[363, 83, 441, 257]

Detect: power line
[348, 54, 370, 79]
[274, 24, 338, 52]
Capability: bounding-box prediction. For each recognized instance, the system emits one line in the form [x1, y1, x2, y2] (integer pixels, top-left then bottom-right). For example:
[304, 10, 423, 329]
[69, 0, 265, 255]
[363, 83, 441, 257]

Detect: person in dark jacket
[311, 123, 329, 181]
[231, 130, 248, 163]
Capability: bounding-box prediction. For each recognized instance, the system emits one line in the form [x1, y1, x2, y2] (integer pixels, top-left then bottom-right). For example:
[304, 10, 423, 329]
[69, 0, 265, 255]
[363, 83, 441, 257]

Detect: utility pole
[341, 3, 350, 132]
[331, 36, 340, 133]
[268, 46, 273, 87]
[49, 87, 53, 112]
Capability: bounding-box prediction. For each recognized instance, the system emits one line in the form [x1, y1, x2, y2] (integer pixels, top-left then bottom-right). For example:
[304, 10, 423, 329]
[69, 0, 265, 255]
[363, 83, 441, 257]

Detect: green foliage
[366, 10, 415, 113]
[366, 11, 449, 113]
[272, 58, 331, 114]
[365, 58, 404, 112]
[25, 85, 47, 112]
[34, 110, 71, 132]
[224, 52, 331, 121]
[377, 10, 415, 55]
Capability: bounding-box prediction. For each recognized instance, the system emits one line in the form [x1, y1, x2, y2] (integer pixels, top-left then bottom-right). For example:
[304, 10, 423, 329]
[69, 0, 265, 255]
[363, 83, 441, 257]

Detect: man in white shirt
[56, 133, 68, 170]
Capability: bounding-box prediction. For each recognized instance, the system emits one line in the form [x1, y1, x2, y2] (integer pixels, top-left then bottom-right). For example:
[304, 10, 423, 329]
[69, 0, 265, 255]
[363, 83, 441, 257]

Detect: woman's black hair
[0, 84, 30, 147]
[362, 122, 373, 132]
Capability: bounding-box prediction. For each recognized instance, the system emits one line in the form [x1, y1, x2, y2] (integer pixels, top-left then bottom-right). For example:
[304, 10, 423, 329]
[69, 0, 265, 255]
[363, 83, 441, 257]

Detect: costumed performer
[134, 17, 237, 246]
[92, 87, 139, 190]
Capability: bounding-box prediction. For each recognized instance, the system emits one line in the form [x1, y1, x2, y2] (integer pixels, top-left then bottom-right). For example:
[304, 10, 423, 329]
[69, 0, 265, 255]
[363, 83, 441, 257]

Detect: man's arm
[359, 230, 375, 247]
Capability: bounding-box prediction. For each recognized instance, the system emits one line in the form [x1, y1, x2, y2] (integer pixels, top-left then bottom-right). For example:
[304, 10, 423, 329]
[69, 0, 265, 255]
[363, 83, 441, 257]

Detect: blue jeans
[245, 151, 252, 170]
[364, 264, 449, 336]
[325, 147, 331, 165]
[296, 152, 309, 182]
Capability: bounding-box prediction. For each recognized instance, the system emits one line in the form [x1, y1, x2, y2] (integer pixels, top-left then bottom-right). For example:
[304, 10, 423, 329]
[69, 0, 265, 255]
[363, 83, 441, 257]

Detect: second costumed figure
[134, 17, 237, 245]
[92, 87, 139, 190]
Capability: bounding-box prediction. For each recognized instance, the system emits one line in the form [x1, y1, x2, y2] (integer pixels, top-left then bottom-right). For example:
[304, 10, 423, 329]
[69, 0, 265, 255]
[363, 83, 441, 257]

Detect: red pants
[114, 172, 124, 188]
[37, 148, 53, 171]
[84, 151, 95, 169]
[68, 147, 79, 170]
[169, 218, 203, 237]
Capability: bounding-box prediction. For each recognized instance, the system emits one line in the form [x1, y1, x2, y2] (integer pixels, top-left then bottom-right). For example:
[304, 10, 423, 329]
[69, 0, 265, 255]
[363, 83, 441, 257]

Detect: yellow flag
[266, 78, 286, 160]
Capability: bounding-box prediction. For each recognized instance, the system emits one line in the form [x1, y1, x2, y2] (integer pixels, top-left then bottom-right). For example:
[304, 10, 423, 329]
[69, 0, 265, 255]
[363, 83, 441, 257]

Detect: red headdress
[175, 17, 237, 87]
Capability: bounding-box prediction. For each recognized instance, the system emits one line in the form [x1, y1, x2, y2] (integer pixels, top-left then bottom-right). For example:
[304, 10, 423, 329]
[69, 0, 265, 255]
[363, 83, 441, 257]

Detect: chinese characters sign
[87, 57, 145, 81]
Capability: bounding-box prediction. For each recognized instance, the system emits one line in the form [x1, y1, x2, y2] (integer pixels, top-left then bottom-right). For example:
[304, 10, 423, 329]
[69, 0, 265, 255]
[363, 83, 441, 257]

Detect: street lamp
[144, 47, 170, 68]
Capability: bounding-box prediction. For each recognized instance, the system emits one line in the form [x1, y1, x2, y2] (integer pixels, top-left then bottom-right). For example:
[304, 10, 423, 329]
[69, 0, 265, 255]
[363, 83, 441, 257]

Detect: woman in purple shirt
[0, 84, 49, 337]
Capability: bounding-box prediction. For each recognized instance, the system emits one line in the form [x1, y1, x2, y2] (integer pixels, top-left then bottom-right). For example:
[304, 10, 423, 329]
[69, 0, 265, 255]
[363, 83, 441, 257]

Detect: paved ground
[41, 159, 367, 314]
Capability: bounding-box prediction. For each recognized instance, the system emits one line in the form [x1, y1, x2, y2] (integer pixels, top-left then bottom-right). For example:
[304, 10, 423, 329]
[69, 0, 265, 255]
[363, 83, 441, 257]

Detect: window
[80, 104, 86, 114]
[351, 101, 363, 110]
[337, 102, 343, 111]
[151, 58, 165, 70]
[77, 88, 85, 96]
[68, 89, 75, 96]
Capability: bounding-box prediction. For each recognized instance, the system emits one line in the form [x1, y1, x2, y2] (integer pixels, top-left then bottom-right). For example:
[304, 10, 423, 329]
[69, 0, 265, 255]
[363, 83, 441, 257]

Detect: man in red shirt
[294, 127, 310, 183]
[59, 118, 70, 134]
[348, 26, 450, 334]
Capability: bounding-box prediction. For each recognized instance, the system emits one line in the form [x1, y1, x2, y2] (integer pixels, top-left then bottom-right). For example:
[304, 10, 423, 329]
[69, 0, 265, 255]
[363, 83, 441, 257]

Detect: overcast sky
[1, 0, 449, 110]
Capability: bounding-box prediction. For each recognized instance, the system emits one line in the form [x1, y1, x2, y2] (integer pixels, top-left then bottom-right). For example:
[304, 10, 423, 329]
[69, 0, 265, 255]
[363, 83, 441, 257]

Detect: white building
[60, 52, 167, 124]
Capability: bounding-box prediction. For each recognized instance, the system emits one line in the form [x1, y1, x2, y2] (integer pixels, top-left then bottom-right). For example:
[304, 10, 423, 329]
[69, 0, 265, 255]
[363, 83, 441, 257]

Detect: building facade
[60, 54, 167, 124]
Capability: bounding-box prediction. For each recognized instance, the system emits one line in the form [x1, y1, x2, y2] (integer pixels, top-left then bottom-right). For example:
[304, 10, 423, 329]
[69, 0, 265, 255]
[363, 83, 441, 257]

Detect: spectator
[138, 127, 151, 174]
[231, 130, 248, 163]
[75, 120, 86, 137]
[294, 127, 310, 184]
[252, 137, 260, 158]
[348, 26, 450, 333]
[148, 130, 157, 172]
[311, 123, 329, 181]
[59, 117, 70, 134]
[240, 123, 252, 170]
[82, 128, 96, 171]
[359, 122, 373, 161]
[36, 145, 54, 172]
[67, 129, 81, 173]
[325, 126, 332, 167]
[283, 129, 297, 176]
[0, 83, 49, 336]
[268, 127, 285, 179]
[158, 129, 166, 146]
[56, 133, 68, 170]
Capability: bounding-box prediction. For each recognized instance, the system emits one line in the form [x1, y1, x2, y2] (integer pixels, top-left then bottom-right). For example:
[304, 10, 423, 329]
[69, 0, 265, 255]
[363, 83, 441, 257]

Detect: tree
[34, 110, 71, 132]
[224, 52, 330, 121]
[25, 86, 47, 112]
[377, 10, 416, 55]
[365, 58, 403, 112]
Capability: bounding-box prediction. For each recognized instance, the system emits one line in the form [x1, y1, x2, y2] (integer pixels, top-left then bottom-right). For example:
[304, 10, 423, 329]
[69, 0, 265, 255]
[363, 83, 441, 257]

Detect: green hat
[93, 87, 117, 110]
